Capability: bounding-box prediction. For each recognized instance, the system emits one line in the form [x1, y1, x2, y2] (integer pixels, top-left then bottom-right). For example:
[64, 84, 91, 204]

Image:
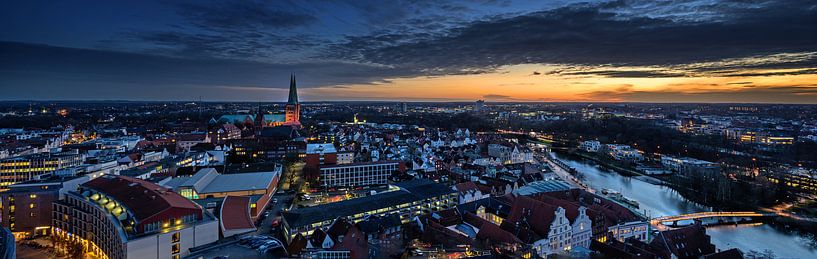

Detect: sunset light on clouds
[305, 56, 817, 103]
[2, 0, 816, 103]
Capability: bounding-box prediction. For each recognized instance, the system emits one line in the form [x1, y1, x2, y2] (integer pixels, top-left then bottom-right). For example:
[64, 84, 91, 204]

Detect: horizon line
[1, 99, 817, 105]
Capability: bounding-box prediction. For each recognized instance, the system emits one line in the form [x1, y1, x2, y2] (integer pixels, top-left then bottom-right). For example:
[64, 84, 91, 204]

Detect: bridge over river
[650, 211, 776, 230]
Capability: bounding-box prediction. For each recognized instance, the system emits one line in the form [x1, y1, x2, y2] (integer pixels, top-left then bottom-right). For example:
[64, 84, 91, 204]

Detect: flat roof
[513, 180, 572, 196]
[9, 175, 84, 186]
[283, 179, 454, 228]
[1, 151, 81, 161]
[306, 143, 336, 154]
[202, 172, 278, 193]
[163, 170, 279, 194]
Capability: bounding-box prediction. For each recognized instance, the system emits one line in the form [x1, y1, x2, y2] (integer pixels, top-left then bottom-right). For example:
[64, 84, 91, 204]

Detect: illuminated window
[29, 194, 37, 199]
[172, 232, 180, 243]
[29, 203, 36, 209]
[171, 243, 180, 254]
[250, 203, 257, 208]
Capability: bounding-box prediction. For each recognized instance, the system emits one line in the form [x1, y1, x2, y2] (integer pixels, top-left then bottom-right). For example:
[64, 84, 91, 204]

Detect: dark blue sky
[2, 0, 816, 102]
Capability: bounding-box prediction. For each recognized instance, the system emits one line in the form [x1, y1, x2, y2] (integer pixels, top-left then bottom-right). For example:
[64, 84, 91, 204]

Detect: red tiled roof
[503, 195, 557, 238]
[175, 133, 207, 141]
[309, 229, 328, 248]
[288, 233, 308, 255]
[332, 224, 369, 259]
[221, 123, 240, 132]
[326, 218, 353, 242]
[650, 223, 716, 258]
[530, 194, 581, 221]
[463, 212, 522, 245]
[82, 175, 200, 222]
[220, 196, 255, 230]
[126, 153, 142, 162]
[430, 208, 462, 226]
[540, 189, 638, 227]
[454, 181, 480, 194]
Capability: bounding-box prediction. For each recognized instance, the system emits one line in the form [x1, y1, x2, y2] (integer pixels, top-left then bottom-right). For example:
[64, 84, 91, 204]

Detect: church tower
[255, 102, 266, 135]
[285, 74, 301, 125]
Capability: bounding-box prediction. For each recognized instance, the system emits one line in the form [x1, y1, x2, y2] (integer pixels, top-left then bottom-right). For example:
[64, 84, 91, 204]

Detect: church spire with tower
[285, 74, 301, 125]
[288, 74, 299, 105]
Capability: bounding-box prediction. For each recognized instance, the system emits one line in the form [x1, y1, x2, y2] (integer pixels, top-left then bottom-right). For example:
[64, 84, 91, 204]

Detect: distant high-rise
[475, 99, 485, 112]
[400, 102, 408, 113]
[285, 74, 301, 125]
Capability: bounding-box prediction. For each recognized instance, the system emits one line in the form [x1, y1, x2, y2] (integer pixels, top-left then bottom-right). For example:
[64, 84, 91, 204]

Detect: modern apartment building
[52, 175, 218, 259]
[0, 150, 84, 188]
[319, 161, 403, 188]
[0, 175, 89, 238]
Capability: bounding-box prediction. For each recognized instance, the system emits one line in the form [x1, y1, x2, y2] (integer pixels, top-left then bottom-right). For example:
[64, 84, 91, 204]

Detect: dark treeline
[528, 117, 816, 168]
[310, 109, 496, 132]
[668, 169, 792, 210]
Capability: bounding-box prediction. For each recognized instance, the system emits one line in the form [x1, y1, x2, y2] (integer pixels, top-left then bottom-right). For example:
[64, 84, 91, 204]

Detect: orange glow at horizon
[299, 63, 817, 103]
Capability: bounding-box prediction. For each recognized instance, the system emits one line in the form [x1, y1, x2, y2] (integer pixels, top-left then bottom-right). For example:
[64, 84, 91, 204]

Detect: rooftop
[163, 168, 279, 194]
[306, 143, 336, 154]
[201, 172, 277, 193]
[220, 196, 256, 231]
[283, 179, 454, 228]
[512, 180, 572, 196]
[82, 175, 201, 222]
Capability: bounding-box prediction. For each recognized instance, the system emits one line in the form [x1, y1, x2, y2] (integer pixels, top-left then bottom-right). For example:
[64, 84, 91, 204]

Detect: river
[552, 152, 817, 258]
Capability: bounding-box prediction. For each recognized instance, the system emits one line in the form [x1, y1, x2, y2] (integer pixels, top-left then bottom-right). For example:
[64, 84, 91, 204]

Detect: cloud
[482, 94, 534, 101]
[559, 69, 687, 78]
[0, 41, 407, 100]
[3, 0, 817, 102]
[329, 0, 817, 76]
[106, 1, 328, 62]
[175, 1, 316, 30]
[581, 85, 817, 104]
[125, 30, 328, 62]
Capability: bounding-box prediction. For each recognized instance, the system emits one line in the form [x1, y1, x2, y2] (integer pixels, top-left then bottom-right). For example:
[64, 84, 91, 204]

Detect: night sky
[2, 0, 816, 103]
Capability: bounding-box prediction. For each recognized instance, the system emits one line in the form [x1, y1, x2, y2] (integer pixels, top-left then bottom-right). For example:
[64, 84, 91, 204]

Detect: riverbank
[553, 153, 817, 257]
[555, 149, 669, 186]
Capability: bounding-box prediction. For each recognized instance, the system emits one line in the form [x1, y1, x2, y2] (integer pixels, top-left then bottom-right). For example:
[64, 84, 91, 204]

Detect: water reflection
[553, 153, 817, 258]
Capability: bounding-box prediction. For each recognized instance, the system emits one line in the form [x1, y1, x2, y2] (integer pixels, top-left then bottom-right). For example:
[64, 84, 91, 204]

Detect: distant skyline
[2, 0, 816, 103]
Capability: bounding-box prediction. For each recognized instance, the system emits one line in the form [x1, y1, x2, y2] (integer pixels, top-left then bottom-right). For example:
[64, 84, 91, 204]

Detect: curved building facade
[52, 175, 218, 259]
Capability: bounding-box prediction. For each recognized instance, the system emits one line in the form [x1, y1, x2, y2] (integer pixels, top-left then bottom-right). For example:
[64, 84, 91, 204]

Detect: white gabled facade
[533, 206, 593, 257]
[570, 207, 593, 249]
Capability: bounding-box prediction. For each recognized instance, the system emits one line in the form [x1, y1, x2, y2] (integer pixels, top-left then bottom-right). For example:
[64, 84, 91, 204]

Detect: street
[535, 151, 592, 192]
[255, 193, 293, 236]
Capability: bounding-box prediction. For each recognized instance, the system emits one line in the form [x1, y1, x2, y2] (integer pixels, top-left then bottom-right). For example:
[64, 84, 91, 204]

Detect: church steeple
[287, 74, 299, 105]
[284, 73, 302, 126]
